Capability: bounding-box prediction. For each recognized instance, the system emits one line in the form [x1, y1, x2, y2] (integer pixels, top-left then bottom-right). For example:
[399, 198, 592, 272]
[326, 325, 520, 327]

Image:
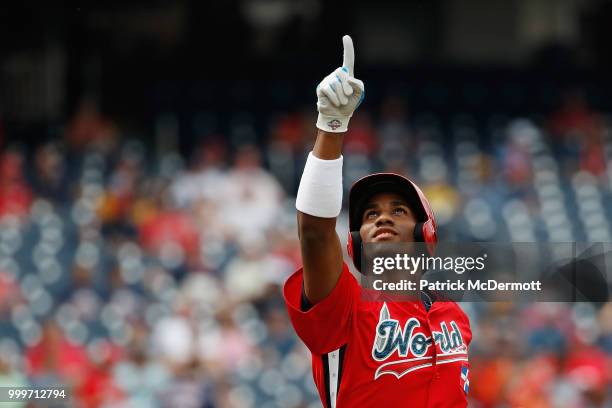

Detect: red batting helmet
[346, 173, 437, 273]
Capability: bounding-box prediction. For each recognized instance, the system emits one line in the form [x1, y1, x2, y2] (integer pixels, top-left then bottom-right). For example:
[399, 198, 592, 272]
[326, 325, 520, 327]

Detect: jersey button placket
[426, 316, 440, 381]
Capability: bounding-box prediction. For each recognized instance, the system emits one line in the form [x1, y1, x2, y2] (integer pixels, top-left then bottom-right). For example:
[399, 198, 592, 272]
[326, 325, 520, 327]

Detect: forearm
[313, 130, 344, 160]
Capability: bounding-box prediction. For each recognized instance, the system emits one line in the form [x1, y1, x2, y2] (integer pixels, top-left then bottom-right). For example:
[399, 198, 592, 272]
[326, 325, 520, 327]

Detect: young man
[283, 35, 472, 407]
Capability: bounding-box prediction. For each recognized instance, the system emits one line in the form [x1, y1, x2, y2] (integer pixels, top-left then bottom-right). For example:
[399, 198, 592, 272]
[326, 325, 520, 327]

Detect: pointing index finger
[342, 35, 354, 77]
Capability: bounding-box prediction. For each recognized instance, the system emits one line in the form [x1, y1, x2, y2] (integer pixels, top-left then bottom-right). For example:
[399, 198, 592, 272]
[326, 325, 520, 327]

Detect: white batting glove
[316, 35, 365, 133]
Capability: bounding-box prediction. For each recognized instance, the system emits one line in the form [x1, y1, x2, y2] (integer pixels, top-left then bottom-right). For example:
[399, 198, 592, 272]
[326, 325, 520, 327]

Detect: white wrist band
[316, 114, 350, 133]
[296, 152, 343, 218]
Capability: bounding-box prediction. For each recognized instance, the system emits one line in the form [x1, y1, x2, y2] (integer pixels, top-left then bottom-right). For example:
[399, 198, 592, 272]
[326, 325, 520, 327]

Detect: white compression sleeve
[295, 152, 343, 218]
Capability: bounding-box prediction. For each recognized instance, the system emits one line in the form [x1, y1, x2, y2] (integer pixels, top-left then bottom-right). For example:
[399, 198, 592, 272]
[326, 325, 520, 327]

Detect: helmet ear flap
[414, 220, 437, 254]
[422, 219, 437, 243]
[347, 231, 363, 272]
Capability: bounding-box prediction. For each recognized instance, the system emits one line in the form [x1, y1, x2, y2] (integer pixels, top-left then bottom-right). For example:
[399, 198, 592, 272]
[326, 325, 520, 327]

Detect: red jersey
[283, 263, 472, 407]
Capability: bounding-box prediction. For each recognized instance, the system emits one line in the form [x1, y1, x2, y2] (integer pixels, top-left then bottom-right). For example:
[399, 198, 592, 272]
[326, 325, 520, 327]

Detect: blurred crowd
[0, 89, 611, 407]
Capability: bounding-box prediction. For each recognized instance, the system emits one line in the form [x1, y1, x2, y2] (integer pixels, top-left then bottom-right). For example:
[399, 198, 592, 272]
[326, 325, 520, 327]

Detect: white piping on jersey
[328, 348, 339, 408]
[437, 350, 469, 357]
[435, 356, 469, 365]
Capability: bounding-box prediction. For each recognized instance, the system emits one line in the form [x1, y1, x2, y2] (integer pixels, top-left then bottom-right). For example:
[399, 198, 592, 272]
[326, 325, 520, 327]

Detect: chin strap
[413, 222, 425, 241]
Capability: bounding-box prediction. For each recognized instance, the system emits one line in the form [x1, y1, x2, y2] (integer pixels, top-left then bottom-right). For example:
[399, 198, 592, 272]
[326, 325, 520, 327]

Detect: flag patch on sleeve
[460, 364, 469, 395]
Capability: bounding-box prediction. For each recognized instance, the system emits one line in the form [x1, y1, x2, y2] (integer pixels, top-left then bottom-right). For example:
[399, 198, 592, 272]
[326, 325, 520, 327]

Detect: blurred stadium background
[1, 1, 612, 407]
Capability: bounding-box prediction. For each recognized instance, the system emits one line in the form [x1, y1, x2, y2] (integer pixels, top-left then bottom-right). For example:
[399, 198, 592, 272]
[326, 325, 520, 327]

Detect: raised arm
[296, 35, 365, 304]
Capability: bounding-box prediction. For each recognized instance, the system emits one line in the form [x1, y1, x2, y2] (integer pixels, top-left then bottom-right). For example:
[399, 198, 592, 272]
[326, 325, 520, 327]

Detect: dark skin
[298, 130, 417, 304]
[359, 193, 416, 244]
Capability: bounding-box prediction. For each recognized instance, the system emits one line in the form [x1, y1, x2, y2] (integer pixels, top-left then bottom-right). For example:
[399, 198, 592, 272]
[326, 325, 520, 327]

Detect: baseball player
[283, 35, 472, 407]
